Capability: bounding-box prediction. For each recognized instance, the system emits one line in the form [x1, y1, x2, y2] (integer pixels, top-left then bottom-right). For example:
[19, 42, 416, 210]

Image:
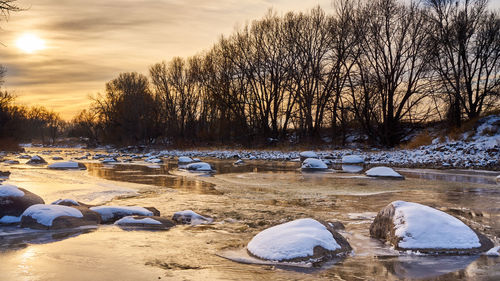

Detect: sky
[0, 0, 499, 119]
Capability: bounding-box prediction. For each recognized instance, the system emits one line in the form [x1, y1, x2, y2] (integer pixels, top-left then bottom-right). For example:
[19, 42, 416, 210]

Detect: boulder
[172, 210, 212, 225]
[247, 218, 351, 263]
[0, 171, 10, 178]
[48, 161, 87, 170]
[185, 162, 213, 172]
[89, 206, 158, 223]
[301, 158, 328, 171]
[365, 166, 404, 179]
[342, 155, 364, 164]
[52, 156, 64, 160]
[370, 201, 493, 254]
[0, 185, 45, 224]
[51, 198, 93, 208]
[114, 215, 175, 230]
[178, 156, 194, 164]
[299, 151, 318, 162]
[26, 155, 47, 165]
[20, 204, 101, 230]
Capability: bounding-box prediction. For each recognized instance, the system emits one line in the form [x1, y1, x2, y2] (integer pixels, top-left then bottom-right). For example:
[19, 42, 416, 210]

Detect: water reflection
[380, 255, 478, 279]
[341, 165, 364, 173]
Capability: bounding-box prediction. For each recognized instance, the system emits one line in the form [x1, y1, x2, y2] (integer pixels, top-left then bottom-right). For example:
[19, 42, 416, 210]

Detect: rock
[299, 151, 318, 161]
[0, 185, 45, 224]
[26, 155, 47, 165]
[4, 160, 19, 164]
[178, 156, 194, 164]
[89, 206, 157, 223]
[20, 204, 101, 230]
[233, 159, 245, 166]
[370, 201, 493, 254]
[185, 162, 213, 172]
[365, 166, 404, 179]
[48, 161, 87, 170]
[0, 171, 11, 178]
[342, 155, 364, 164]
[114, 216, 175, 230]
[51, 198, 93, 208]
[101, 157, 118, 164]
[247, 218, 351, 263]
[52, 156, 64, 160]
[172, 210, 212, 225]
[301, 158, 328, 171]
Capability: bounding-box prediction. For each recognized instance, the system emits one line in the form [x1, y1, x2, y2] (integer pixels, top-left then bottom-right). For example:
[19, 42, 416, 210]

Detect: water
[0, 148, 499, 280]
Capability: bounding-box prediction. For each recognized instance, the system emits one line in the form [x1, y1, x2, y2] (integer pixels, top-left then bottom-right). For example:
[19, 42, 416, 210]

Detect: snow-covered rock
[178, 156, 194, 164]
[0, 185, 45, 224]
[51, 198, 81, 207]
[299, 151, 318, 161]
[366, 166, 404, 179]
[89, 206, 158, 223]
[172, 210, 212, 225]
[52, 156, 64, 160]
[4, 160, 19, 164]
[101, 158, 118, 164]
[342, 155, 364, 164]
[301, 158, 328, 171]
[26, 155, 47, 165]
[48, 161, 87, 170]
[247, 218, 351, 262]
[185, 162, 213, 172]
[370, 201, 493, 254]
[114, 215, 175, 230]
[20, 204, 101, 229]
[145, 157, 163, 164]
[233, 159, 245, 165]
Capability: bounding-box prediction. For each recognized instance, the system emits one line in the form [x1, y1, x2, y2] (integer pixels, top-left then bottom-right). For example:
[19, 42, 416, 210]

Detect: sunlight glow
[16, 34, 46, 54]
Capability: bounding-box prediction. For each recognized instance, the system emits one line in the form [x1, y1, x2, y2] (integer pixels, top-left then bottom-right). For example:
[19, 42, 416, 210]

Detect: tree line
[3, 0, 499, 148]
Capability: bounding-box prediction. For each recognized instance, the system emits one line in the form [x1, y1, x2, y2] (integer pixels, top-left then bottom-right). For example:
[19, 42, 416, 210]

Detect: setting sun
[16, 33, 46, 53]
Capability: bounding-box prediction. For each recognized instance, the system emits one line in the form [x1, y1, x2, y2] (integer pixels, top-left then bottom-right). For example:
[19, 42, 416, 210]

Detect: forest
[1, 0, 499, 148]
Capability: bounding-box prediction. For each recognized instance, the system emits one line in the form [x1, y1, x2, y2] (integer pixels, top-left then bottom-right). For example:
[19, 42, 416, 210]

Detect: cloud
[1, 0, 333, 119]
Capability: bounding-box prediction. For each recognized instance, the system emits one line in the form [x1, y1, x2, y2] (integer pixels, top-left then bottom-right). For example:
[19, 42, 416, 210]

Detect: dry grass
[401, 130, 433, 149]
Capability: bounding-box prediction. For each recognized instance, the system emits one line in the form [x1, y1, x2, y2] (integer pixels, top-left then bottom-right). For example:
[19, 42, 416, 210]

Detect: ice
[247, 218, 340, 261]
[301, 158, 327, 170]
[21, 204, 83, 226]
[89, 206, 153, 221]
[366, 167, 403, 178]
[391, 201, 481, 249]
[0, 184, 25, 197]
[48, 161, 85, 170]
[114, 216, 162, 225]
[342, 155, 364, 164]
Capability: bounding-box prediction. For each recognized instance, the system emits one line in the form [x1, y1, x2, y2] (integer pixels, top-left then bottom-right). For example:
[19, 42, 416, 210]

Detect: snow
[21, 204, 83, 227]
[114, 216, 162, 225]
[299, 151, 318, 159]
[31, 155, 42, 161]
[89, 206, 153, 221]
[391, 201, 481, 249]
[178, 156, 194, 163]
[185, 162, 212, 172]
[301, 158, 328, 170]
[48, 161, 83, 169]
[342, 155, 364, 164]
[0, 184, 25, 197]
[0, 215, 22, 224]
[366, 167, 403, 178]
[51, 199, 80, 206]
[485, 246, 500, 256]
[247, 218, 340, 261]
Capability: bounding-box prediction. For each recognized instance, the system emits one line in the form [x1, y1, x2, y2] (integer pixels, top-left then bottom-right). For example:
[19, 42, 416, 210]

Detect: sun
[16, 34, 46, 54]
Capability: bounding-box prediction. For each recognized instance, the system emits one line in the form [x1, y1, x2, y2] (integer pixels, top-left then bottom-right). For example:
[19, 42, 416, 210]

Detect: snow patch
[485, 246, 500, 256]
[21, 204, 83, 226]
[391, 201, 480, 249]
[247, 218, 340, 261]
[0, 184, 25, 197]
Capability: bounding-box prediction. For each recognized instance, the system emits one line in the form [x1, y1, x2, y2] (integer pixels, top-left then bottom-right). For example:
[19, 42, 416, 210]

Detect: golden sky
[1, 0, 499, 119]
